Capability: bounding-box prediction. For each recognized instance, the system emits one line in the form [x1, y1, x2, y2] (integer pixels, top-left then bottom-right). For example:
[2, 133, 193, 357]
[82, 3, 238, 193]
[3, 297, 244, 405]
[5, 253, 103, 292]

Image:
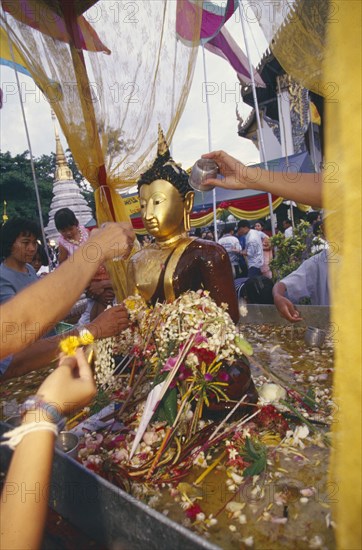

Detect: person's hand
[96, 288, 115, 306]
[262, 237, 272, 251]
[87, 303, 130, 339]
[274, 295, 303, 323]
[201, 150, 258, 191]
[85, 223, 135, 263]
[35, 349, 96, 416]
[87, 278, 112, 297]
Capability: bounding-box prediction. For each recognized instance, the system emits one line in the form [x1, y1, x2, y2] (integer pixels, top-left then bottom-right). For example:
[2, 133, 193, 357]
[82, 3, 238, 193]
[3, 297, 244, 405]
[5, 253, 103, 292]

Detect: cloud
[0, 14, 266, 170]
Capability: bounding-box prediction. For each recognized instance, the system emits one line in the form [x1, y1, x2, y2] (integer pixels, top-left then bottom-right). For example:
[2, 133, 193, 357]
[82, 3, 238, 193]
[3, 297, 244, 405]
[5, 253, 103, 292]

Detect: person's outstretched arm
[0, 223, 134, 360]
[272, 281, 303, 323]
[0, 349, 96, 550]
[1, 303, 130, 380]
[202, 150, 322, 207]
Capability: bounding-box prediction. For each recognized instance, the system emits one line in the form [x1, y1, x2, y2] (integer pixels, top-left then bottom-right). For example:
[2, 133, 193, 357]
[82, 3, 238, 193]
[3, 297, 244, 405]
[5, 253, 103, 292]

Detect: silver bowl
[55, 431, 79, 458]
[189, 158, 218, 192]
[304, 326, 327, 348]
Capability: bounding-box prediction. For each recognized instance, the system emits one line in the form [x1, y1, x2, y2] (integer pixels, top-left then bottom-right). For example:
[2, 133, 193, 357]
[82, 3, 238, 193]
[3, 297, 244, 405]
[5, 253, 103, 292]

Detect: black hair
[306, 211, 320, 224]
[313, 220, 323, 236]
[237, 220, 250, 229]
[137, 151, 192, 198]
[282, 219, 291, 226]
[254, 220, 265, 228]
[54, 208, 79, 231]
[263, 219, 272, 232]
[239, 276, 274, 304]
[33, 243, 49, 266]
[0, 218, 40, 259]
[224, 223, 236, 234]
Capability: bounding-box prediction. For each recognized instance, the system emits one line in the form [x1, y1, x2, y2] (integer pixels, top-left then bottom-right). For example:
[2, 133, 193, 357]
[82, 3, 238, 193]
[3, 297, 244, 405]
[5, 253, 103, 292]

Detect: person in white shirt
[218, 223, 241, 278]
[237, 220, 264, 277]
[273, 249, 329, 322]
[282, 219, 294, 238]
[254, 221, 273, 279]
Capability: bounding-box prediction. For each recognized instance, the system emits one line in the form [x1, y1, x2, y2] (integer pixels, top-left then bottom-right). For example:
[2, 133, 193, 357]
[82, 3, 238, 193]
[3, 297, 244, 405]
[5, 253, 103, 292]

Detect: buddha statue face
[138, 126, 194, 242]
[139, 179, 193, 242]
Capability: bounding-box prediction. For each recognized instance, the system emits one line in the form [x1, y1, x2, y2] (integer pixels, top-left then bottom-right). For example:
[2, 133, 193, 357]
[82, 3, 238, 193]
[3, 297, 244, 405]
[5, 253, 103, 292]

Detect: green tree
[269, 220, 323, 280]
[0, 150, 94, 223]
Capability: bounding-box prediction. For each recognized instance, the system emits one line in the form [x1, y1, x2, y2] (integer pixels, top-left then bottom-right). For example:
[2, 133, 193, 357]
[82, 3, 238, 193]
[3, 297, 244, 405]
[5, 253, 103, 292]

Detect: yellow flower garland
[59, 332, 95, 356]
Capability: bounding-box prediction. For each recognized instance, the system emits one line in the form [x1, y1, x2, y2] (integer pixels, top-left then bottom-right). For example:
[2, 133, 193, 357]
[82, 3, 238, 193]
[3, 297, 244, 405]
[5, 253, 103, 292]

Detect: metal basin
[0, 422, 219, 550]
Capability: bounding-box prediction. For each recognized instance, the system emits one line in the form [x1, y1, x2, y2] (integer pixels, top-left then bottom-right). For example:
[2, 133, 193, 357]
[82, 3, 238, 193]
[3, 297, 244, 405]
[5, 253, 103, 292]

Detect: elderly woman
[0, 218, 40, 304]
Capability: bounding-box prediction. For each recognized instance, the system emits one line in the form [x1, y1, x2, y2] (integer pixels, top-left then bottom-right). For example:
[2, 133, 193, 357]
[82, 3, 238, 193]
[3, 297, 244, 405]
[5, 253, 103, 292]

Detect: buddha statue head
[137, 126, 194, 243]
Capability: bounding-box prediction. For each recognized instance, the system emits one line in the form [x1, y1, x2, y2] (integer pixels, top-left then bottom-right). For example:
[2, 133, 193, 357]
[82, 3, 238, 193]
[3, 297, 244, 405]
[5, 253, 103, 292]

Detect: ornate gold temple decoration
[52, 110, 73, 181]
[2, 200, 9, 223]
[157, 124, 169, 157]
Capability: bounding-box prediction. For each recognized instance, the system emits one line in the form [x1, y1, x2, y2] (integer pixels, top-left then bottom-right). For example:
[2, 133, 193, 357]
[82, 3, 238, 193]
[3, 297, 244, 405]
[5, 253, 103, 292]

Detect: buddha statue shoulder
[127, 126, 240, 323]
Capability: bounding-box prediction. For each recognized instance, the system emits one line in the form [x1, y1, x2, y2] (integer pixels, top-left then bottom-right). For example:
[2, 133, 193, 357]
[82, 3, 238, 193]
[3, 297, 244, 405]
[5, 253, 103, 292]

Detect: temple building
[45, 118, 93, 240]
[237, 51, 323, 172]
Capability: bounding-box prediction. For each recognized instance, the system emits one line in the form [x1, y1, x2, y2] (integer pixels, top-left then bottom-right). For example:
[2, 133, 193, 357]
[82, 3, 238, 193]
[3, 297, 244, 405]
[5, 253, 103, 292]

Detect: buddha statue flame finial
[157, 124, 170, 157]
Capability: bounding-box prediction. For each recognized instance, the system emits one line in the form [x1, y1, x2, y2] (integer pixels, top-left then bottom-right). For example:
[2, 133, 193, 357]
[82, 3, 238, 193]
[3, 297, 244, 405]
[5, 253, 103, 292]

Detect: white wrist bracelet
[0, 421, 58, 450]
[78, 326, 95, 344]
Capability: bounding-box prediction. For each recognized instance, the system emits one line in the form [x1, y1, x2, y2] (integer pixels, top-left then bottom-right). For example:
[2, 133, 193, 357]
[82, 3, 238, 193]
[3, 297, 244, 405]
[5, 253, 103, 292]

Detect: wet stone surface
[0, 324, 336, 549]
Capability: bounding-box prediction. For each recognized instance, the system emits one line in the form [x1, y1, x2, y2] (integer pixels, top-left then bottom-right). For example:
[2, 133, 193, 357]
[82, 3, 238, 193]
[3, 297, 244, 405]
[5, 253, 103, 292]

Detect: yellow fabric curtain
[252, 2, 361, 544]
[0, 0, 200, 299]
[323, 2, 361, 548]
[0, 26, 28, 71]
[190, 211, 221, 229]
[228, 198, 284, 221]
[271, 0, 328, 95]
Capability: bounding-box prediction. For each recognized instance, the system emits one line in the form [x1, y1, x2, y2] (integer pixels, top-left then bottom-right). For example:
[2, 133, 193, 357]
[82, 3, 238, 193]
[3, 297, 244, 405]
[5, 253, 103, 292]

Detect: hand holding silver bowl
[189, 158, 219, 192]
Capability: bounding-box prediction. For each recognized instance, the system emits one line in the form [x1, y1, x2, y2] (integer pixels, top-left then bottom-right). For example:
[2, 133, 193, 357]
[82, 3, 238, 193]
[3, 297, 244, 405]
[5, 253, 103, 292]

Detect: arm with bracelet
[1, 303, 130, 381]
[0, 349, 96, 550]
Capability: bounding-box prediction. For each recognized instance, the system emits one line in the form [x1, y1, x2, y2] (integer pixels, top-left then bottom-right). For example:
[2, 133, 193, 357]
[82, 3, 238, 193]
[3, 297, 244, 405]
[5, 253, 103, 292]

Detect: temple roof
[45, 115, 93, 240]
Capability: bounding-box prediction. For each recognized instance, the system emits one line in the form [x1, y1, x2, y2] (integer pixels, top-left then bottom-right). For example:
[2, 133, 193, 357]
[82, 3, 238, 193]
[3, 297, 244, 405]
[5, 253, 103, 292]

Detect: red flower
[191, 347, 216, 366]
[85, 462, 100, 473]
[217, 370, 229, 382]
[185, 503, 203, 521]
[178, 365, 192, 381]
[258, 404, 289, 434]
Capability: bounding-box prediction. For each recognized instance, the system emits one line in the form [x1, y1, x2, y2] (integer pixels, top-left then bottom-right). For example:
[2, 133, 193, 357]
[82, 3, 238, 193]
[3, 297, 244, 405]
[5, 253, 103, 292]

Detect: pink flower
[161, 356, 178, 372]
[193, 332, 207, 345]
[204, 373, 213, 382]
[106, 434, 126, 449]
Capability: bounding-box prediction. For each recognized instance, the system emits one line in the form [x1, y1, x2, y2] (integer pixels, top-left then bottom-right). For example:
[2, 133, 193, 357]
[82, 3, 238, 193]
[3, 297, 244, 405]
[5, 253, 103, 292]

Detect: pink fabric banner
[176, 0, 239, 45]
[205, 27, 264, 86]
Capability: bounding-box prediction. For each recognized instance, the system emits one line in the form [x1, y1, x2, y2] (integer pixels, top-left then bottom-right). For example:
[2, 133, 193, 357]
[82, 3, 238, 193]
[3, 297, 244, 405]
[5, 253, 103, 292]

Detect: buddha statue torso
[127, 236, 240, 323]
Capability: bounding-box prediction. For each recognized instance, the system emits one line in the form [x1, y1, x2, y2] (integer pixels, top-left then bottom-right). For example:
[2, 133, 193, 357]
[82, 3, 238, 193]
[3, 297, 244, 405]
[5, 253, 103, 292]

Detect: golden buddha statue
[127, 126, 240, 323]
[127, 127, 257, 416]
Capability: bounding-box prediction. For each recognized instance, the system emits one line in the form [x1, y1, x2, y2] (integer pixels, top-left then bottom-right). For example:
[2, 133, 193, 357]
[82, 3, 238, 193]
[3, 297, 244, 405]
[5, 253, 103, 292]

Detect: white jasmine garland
[95, 290, 251, 389]
[94, 336, 116, 389]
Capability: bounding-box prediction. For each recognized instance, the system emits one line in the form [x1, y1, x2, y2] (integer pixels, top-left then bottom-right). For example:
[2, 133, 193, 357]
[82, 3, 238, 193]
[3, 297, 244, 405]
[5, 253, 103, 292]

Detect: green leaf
[243, 456, 267, 478]
[302, 388, 318, 411]
[234, 336, 253, 356]
[244, 437, 261, 461]
[154, 387, 177, 426]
